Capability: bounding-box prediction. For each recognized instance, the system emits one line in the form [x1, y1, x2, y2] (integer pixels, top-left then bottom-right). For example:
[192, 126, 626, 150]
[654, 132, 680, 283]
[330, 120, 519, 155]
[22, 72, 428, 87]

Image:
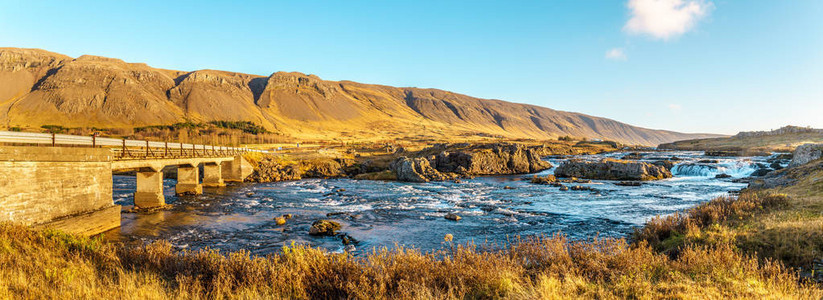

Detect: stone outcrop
[554, 158, 673, 181]
[391, 157, 452, 182]
[302, 159, 347, 178]
[430, 143, 552, 176]
[390, 143, 553, 182]
[789, 144, 823, 167]
[246, 157, 301, 182]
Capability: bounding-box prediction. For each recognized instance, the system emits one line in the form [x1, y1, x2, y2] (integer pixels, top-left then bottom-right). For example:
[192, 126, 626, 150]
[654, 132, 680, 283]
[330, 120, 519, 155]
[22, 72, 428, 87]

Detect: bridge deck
[0, 130, 267, 161]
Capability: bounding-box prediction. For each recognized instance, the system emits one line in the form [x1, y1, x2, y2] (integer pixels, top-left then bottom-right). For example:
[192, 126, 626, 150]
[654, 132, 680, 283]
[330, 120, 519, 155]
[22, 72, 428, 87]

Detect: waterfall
[671, 161, 758, 177]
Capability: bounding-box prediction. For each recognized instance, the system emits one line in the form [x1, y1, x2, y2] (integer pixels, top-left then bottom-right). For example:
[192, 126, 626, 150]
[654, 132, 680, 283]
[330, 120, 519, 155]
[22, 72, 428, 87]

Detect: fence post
[51, 133, 56, 147]
[92, 135, 96, 148]
[122, 139, 128, 158]
[165, 142, 168, 157]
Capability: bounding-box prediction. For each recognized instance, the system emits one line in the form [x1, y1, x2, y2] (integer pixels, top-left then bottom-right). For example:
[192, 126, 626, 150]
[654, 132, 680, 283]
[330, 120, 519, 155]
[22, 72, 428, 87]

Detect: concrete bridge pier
[221, 155, 254, 182]
[175, 164, 202, 195]
[134, 168, 165, 208]
[203, 162, 225, 187]
[0, 146, 121, 236]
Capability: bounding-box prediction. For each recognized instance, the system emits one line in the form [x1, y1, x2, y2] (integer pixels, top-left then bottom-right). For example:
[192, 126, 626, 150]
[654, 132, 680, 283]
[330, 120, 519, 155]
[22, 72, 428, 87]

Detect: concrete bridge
[0, 131, 261, 236]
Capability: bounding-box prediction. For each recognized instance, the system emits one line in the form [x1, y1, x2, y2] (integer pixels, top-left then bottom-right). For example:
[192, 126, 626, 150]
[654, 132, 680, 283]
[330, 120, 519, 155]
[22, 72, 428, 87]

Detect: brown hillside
[0, 48, 720, 145]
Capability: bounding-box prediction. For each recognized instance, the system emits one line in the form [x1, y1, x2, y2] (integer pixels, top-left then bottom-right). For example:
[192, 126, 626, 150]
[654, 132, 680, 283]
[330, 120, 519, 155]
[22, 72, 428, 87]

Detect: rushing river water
[104, 151, 777, 255]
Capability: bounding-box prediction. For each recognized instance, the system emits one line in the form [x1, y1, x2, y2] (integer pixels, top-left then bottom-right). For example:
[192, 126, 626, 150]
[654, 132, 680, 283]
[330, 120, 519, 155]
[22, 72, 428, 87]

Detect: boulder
[570, 185, 596, 191]
[769, 161, 783, 170]
[530, 175, 557, 184]
[309, 220, 341, 236]
[652, 160, 676, 170]
[789, 144, 823, 167]
[445, 213, 462, 221]
[621, 152, 644, 160]
[750, 169, 771, 177]
[705, 150, 742, 157]
[554, 158, 672, 181]
[391, 157, 451, 182]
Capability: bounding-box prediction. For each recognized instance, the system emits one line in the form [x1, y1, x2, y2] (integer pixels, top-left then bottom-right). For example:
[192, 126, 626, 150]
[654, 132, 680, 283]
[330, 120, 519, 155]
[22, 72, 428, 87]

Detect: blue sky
[1, 0, 820, 134]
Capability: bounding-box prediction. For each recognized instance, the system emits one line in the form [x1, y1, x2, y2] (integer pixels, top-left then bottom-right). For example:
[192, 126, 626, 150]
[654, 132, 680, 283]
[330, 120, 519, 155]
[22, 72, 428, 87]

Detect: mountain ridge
[0, 47, 722, 145]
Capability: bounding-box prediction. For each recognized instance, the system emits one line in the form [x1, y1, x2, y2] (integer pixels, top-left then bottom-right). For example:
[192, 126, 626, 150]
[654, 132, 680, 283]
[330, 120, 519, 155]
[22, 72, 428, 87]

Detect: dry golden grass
[0, 222, 820, 299]
[635, 183, 823, 275]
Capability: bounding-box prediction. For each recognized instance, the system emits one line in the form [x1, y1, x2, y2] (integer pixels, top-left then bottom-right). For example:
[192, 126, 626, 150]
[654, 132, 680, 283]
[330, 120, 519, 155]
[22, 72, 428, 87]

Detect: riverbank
[1, 219, 820, 299]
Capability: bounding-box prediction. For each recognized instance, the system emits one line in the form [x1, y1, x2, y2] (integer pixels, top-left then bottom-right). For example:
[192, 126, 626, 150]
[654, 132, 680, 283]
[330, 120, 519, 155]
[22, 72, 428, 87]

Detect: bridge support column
[175, 165, 202, 195]
[203, 163, 225, 187]
[134, 170, 165, 208]
[222, 155, 253, 182]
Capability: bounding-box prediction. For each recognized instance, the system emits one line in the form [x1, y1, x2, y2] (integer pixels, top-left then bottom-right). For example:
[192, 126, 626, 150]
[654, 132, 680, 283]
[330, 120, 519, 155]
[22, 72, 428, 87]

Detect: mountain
[0, 48, 721, 145]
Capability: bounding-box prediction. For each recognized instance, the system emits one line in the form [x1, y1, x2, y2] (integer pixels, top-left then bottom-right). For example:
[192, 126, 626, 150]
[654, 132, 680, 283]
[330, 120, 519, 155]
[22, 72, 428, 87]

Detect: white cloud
[668, 103, 682, 111]
[624, 0, 712, 40]
[605, 48, 627, 61]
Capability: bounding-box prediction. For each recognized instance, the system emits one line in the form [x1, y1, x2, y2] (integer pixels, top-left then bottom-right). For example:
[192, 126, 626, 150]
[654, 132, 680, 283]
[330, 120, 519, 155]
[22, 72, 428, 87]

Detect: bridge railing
[0, 131, 267, 159]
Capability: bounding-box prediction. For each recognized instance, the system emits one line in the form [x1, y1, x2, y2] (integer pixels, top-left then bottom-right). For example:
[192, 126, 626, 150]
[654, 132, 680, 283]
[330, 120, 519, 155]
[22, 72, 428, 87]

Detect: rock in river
[445, 213, 462, 221]
[554, 158, 672, 181]
[309, 220, 342, 236]
[391, 157, 452, 182]
[432, 143, 552, 176]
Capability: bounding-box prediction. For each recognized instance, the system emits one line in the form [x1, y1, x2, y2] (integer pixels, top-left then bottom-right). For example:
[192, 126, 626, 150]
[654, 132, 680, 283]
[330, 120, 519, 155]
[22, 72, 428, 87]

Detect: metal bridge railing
[0, 131, 266, 159]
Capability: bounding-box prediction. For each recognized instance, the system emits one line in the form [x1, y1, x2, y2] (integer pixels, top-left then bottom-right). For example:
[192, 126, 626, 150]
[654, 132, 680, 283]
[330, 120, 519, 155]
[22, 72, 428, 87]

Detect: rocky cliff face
[0, 47, 720, 145]
[554, 158, 673, 181]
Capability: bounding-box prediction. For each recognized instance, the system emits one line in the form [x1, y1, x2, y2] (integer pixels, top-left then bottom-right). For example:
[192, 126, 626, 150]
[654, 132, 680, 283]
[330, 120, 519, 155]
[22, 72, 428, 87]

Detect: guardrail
[0, 131, 266, 159]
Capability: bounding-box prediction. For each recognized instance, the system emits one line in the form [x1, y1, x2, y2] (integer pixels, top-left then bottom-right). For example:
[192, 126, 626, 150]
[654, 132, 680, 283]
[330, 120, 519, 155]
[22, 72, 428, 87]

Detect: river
[104, 151, 777, 255]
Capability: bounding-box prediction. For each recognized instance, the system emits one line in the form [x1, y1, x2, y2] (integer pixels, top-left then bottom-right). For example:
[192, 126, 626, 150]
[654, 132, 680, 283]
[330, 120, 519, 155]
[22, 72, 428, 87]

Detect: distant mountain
[0, 48, 721, 145]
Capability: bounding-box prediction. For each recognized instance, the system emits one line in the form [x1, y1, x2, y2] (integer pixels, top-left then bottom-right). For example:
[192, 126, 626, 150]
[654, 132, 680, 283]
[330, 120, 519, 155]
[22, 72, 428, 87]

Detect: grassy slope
[636, 159, 823, 278]
[659, 132, 823, 154]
